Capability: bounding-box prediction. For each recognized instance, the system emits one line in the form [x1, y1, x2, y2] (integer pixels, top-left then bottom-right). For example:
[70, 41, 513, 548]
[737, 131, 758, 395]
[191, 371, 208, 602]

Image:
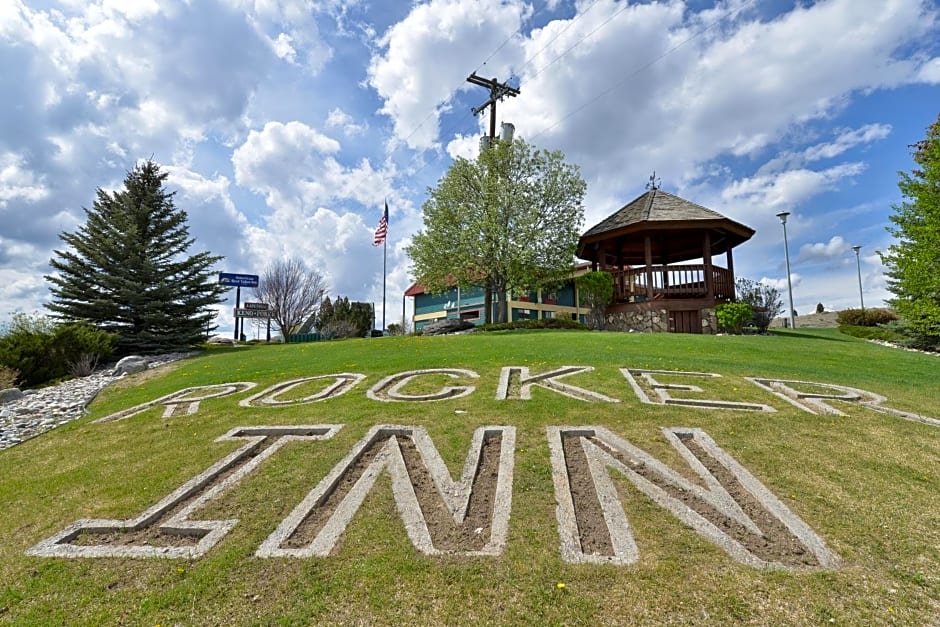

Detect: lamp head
[851, 245, 861, 254]
[775, 211, 790, 224]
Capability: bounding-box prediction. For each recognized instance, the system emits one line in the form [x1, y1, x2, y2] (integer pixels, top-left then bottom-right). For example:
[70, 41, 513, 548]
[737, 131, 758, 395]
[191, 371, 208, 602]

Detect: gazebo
[577, 188, 755, 333]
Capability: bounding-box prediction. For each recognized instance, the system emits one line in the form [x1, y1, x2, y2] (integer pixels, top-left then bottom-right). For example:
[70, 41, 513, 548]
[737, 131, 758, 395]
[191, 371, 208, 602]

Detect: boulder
[207, 336, 236, 346]
[0, 388, 23, 405]
[421, 319, 476, 336]
[113, 355, 150, 375]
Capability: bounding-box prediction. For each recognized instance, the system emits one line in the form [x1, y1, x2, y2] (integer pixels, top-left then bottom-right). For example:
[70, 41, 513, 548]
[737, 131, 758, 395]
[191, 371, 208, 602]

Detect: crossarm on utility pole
[466, 72, 520, 139]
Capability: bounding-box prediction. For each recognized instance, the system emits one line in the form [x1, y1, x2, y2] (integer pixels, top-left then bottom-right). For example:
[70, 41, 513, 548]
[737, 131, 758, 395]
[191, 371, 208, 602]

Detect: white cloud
[367, 0, 529, 150]
[0, 153, 48, 206]
[233, 120, 341, 208]
[802, 124, 892, 162]
[797, 235, 851, 264]
[760, 273, 802, 293]
[271, 32, 297, 62]
[326, 107, 368, 136]
[445, 133, 480, 160]
[492, 0, 935, 201]
[721, 163, 866, 212]
[917, 57, 940, 83]
[227, 0, 333, 72]
[230, 120, 408, 315]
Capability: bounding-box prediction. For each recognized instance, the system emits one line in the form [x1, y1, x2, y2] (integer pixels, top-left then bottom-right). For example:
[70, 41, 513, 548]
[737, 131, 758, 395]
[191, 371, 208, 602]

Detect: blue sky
[2, 0, 939, 334]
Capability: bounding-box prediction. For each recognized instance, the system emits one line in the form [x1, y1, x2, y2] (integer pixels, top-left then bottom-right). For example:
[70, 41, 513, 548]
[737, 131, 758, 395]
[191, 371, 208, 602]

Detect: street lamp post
[851, 245, 865, 312]
[776, 211, 796, 330]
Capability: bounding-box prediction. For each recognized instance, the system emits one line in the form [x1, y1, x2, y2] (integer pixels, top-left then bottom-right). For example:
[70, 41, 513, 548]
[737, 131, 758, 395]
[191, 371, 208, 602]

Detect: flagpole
[374, 199, 389, 333]
[382, 234, 387, 332]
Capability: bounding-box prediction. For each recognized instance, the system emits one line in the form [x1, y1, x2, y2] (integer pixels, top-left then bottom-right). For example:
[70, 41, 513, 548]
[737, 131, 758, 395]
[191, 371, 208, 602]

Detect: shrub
[736, 278, 783, 333]
[480, 318, 588, 332]
[0, 314, 57, 387]
[53, 322, 117, 367]
[882, 319, 940, 352]
[0, 365, 18, 390]
[0, 315, 116, 387]
[836, 308, 898, 327]
[838, 325, 906, 343]
[816, 303, 825, 314]
[67, 354, 99, 377]
[576, 272, 614, 330]
[715, 302, 753, 334]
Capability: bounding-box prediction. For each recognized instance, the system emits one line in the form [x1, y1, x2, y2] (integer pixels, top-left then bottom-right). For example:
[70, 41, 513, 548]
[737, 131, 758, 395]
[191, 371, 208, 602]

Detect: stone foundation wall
[605, 308, 717, 334]
[701, 308, 717, 334]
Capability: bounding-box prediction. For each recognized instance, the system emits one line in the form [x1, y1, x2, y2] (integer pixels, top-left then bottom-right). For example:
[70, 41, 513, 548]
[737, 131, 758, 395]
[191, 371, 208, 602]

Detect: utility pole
[467, 72, 520, 142]
[467, 72, 519, 325]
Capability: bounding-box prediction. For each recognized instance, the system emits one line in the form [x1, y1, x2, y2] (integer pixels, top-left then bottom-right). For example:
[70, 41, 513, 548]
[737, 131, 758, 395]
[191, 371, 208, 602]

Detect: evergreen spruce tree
[46, 160, 225, 353]
[315, 296, 334, 329]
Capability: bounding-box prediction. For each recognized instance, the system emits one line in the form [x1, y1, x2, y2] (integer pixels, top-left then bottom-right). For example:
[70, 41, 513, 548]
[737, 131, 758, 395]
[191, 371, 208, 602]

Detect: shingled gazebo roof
[577, 189, 755, 265]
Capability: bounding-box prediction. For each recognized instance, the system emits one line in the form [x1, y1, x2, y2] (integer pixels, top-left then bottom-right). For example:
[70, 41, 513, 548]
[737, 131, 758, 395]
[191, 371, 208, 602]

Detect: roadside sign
[235, 308, 272, 318]
[244, 302, 269, 310]
[219, 273, 259, 287]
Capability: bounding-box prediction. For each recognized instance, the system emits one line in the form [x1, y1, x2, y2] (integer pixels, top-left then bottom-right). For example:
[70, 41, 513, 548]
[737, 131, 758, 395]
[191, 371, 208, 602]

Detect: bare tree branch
[253, 258, 327, 339]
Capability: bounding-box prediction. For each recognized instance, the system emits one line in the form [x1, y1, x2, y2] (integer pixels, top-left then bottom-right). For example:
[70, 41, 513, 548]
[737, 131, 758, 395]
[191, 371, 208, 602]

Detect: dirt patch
[398, 432, 501, 552]
[560, 434, 614, 556]
[585, 434, 819, 567]
[282, 435, 387, 548]
[282, 431, 504, 553]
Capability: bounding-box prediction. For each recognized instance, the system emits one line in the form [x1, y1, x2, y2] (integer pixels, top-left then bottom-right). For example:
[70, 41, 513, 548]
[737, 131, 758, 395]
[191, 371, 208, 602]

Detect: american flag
[373, 201, 388, 246]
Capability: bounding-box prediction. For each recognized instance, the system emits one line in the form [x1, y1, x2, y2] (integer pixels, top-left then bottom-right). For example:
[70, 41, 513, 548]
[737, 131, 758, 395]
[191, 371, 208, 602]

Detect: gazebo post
[644, 235, 654, 301]
[616, 244, 624, 300]
[703, 231, 714, 299]
[726, 246, 735, 300]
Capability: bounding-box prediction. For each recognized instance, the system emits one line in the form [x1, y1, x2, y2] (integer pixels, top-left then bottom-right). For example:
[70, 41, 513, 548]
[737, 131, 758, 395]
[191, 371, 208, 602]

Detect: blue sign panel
[218, 272, 259, 287]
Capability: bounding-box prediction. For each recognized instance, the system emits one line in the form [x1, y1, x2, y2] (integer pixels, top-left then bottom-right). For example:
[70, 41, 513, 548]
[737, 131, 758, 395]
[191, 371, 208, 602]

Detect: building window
[460, 309, 480, 321]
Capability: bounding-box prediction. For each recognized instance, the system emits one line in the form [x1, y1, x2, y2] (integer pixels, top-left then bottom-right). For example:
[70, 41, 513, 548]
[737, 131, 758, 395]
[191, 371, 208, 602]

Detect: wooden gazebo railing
[609, 264, 734, 302]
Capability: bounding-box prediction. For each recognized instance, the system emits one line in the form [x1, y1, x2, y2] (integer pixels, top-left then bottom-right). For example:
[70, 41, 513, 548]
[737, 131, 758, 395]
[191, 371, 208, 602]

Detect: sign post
[238, 302, 271, 342]
[219, 273, 260, 341]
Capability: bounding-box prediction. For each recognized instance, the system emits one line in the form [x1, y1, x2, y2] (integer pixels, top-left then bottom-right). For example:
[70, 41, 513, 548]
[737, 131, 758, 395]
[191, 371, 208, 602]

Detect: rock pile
[421, 319, 476, 336]
[0, 353, 193, 451]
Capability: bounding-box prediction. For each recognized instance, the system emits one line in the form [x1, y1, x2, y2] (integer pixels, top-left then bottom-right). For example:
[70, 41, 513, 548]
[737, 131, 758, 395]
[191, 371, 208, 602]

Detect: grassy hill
[1, 329, 937, 625]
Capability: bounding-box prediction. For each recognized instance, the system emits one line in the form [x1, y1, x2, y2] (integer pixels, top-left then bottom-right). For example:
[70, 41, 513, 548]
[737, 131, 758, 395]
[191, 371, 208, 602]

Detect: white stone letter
[94, 382, 257, 423]
[239, 374, 366, 407]
[746, 378, 939, 427]
[496, 366, 619, 402]
[367, 369, 478, 402]
[26, 425, 342, 559]
[547, 426, 839, 569]
[621, 369, 774, 412]
[256, 424, 515, 557]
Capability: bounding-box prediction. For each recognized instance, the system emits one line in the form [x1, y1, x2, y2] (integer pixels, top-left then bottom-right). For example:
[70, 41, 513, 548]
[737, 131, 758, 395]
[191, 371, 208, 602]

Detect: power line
[526, 0, 628, 81]
[517, 0, 605, 70]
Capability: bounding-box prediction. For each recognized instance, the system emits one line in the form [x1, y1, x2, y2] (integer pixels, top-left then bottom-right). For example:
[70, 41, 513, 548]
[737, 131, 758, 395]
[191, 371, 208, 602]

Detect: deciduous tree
[253, 258, 327, 340]
[46, 161, 224, 353]
[576, 271, 613, 330]
[407, 138, 586, 323]
[736, 278, 783, 333]
[883, 114, 940, 348]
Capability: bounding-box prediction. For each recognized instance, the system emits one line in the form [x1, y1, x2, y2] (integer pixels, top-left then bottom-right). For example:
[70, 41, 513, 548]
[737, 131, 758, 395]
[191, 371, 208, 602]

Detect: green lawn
[1, 329, 938, 625]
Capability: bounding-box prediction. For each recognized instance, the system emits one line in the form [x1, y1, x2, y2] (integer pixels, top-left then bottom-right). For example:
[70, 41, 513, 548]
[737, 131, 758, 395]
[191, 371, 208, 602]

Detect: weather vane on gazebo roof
[646, 171, 661, 191]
